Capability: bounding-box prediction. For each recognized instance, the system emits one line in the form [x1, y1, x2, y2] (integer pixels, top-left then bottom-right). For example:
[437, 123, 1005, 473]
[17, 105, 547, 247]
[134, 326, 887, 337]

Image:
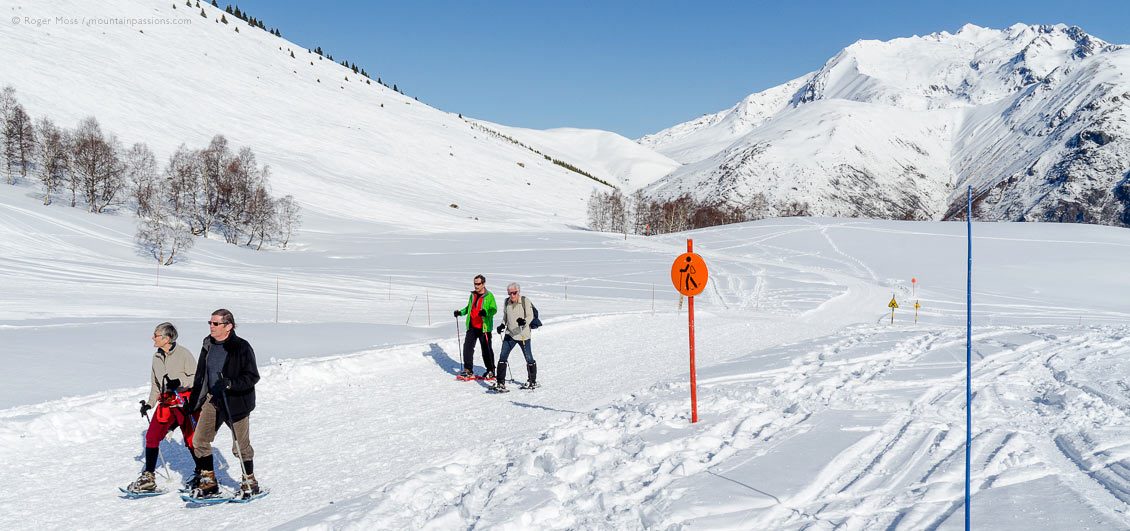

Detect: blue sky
[236, 0, 1129, 139]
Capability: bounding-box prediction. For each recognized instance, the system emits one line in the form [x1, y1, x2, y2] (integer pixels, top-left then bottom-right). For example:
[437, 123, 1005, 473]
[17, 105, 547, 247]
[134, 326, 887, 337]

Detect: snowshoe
[520, 381, 540, 390]
[487, 382, 510, 393]
[180, 490, 234, 505]
[119, 486, 168, 498]
[455, 369, 477, 381]
[230, 488, 270, 503]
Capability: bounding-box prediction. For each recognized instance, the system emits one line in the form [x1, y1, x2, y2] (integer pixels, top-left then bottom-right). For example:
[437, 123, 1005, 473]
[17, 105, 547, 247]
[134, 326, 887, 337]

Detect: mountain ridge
[640, 23, 1130, 226]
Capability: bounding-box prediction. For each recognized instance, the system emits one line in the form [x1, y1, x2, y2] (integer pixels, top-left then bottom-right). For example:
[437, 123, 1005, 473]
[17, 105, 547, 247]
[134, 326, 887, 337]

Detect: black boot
[522, 363, 539, 389]
[491, 361, 509, 392]
[184, 453, 203, 490]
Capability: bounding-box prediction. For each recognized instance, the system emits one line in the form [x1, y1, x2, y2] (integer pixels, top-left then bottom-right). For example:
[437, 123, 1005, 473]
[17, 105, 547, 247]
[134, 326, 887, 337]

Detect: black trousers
[462, 328, 496, 372]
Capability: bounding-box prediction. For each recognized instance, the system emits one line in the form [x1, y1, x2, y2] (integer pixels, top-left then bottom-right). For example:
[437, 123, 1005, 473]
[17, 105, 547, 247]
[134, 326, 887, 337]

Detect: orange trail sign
[671, 252, 708, 297]
[671, 241, 709, 424]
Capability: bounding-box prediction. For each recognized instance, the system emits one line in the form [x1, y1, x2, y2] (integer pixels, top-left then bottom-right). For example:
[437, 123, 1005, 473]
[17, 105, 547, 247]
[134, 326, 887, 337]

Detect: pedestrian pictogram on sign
[671, 252, 708, 297]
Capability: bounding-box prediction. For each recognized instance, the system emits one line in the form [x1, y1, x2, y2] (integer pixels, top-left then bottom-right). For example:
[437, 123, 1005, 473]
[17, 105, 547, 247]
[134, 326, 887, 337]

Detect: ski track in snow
[307, 326, 1130, 530]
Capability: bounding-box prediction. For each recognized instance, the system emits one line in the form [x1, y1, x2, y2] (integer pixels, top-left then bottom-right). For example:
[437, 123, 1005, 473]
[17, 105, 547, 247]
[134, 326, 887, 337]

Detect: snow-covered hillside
[470, 120, 680, 192]
[0, 0, 626, 230]
[642, 24, 1130, 226]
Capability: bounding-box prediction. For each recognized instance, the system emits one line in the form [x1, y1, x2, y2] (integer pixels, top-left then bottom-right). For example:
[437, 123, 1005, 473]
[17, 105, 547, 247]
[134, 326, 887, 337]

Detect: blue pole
[965, 185, 972, 531]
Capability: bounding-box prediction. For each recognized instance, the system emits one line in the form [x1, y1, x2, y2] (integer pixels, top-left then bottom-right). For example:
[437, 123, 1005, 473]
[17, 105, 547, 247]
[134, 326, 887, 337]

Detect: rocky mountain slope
[640, 24, 1130, 225]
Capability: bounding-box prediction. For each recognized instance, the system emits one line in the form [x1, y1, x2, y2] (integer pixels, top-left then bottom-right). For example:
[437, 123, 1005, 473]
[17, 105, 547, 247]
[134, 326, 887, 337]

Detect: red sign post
[671, 239, 708, 423]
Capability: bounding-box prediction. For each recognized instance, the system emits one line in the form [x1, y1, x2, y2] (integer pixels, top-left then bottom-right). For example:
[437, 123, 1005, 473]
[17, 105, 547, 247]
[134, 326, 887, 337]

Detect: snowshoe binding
[120, 471, 168, 498]
[455, 369, 477, 381]
[230, 473, 269, 502]
[181, 470, 231, 504]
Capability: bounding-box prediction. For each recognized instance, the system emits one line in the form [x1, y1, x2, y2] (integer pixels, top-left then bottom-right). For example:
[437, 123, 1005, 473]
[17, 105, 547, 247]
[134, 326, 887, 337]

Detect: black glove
[496, 324, 505, 334]
[139, 401, 151, 417]
[213, 378, 232, 393]
[453, 310, 461, 318]
[166, 378, 181, 391]
[517, 317, 526, 326]
[478, 309, 486, 317]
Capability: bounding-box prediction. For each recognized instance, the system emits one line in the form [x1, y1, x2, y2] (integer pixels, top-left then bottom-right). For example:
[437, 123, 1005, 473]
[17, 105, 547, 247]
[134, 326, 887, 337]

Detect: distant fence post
[406, 295, 418, 325]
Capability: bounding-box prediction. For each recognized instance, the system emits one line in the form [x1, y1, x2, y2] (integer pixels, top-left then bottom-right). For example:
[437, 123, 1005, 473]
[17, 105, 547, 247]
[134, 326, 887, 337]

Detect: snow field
[2, 176, 1130, 527]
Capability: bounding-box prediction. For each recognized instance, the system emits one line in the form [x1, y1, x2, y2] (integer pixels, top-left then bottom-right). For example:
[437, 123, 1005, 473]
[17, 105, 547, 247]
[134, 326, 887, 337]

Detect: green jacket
[457, 290, 498, 331]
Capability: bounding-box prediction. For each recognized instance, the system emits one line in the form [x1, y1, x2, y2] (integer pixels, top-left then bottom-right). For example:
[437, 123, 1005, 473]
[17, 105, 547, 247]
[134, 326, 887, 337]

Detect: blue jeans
[498, 336, 535, 365]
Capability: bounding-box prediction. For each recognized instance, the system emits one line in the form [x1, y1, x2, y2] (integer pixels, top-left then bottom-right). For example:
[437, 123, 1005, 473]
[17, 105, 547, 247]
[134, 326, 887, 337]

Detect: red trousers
[145, 405, 197, 450]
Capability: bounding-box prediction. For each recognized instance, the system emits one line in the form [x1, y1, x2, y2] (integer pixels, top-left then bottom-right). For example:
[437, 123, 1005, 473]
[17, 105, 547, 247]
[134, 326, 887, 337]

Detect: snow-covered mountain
[0, 0, 637, 231]
[638, 74, 811, 165]
[641, 24, 1130, 226]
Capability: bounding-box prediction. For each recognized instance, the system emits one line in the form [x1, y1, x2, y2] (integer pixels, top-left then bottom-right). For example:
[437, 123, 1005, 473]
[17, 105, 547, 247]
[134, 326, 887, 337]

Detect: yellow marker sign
[888, 297, 899, 309]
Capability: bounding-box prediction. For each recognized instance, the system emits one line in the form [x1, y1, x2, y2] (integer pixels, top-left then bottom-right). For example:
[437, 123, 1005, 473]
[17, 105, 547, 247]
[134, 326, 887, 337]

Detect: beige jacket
[147, 343, 196, 406]
[501, 296, 535, 341]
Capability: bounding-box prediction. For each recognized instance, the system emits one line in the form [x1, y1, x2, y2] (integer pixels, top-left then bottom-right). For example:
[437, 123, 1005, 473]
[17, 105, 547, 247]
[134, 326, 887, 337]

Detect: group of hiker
[454, 274, 540, 392]
[129, 275, 541, 497]
[127, 309, 261, 500]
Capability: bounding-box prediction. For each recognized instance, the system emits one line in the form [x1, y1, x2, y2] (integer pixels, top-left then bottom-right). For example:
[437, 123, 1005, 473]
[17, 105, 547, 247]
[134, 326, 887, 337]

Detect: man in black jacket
[187, 308, 261, 498]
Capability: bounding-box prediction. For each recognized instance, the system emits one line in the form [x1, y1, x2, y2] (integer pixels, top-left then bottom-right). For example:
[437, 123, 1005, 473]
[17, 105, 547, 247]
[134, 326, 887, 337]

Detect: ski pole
[139, 399, 172, 480]
[156, 444, 172, 480]
[455, 315, 461, 365]
[218, 377, 250, 489]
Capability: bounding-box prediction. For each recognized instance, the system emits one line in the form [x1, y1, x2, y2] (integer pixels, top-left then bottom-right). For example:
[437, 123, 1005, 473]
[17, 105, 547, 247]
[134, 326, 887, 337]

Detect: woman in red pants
[126, 322, 198, 493]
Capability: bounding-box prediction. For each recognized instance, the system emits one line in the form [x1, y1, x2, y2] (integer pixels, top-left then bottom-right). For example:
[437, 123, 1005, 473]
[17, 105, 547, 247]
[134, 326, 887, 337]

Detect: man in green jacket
[453, 274, 497, 380]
